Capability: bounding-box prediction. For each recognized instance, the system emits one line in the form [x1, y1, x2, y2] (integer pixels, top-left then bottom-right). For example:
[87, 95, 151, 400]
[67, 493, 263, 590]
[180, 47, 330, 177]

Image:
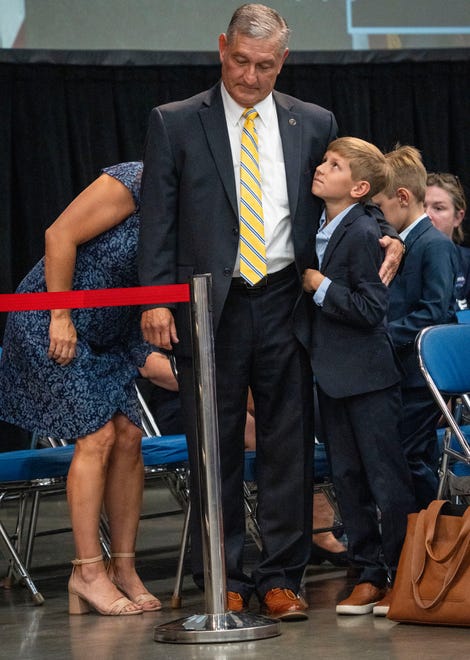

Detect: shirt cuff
[313, 277, 331, 306]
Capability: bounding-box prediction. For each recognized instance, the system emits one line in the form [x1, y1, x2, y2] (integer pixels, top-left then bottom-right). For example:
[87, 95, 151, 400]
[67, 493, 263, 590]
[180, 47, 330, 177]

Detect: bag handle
[424, 500, 470, 561]
[411, 500, 470, 609]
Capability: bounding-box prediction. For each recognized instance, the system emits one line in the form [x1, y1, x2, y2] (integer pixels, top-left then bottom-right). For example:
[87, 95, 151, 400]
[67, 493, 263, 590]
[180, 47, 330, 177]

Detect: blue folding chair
[456, 309, 470, 324]
[416, 323, 470, 501]
[0, 445, 75, 604]
[0, 435, 190, 604]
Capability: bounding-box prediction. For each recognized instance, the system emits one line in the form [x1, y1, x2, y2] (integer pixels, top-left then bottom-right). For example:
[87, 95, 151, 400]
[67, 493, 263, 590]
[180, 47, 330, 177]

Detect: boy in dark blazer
[373, 146, 458, 512]
[303, 137, 416, 616]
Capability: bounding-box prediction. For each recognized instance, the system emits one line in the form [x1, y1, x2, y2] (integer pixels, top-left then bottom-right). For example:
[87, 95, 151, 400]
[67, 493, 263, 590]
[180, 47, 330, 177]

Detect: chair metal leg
[4, 491, 30, 586]
[437, 439, 451, 499]
[0, 520, 44, 605]
[171, 500, 191, 609]
[24, 491, 41, 569]
[243, 482, 262, 551]
[99, 513, 111, 559]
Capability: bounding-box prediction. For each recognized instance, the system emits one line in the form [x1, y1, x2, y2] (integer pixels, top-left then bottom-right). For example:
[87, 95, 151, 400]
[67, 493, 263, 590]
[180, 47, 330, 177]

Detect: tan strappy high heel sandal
[68, 555, 143, 616]
[108, 552, 162, 612]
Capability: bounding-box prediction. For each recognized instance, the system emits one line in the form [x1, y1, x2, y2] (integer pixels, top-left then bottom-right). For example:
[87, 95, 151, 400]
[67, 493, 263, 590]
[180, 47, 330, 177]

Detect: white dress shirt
[221, 83, 294, 276]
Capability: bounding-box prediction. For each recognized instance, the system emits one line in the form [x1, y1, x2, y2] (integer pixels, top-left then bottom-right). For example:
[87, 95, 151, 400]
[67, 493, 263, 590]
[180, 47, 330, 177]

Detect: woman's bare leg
[66, 421, 140, 612]
[312, 491, 347, 553]
[105, 414, 161, 610]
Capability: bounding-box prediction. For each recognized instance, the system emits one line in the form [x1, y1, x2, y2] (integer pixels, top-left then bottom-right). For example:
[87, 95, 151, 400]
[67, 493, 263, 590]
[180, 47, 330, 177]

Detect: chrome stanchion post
[191, 275, 226, 615]
[154, 274, 281, 643]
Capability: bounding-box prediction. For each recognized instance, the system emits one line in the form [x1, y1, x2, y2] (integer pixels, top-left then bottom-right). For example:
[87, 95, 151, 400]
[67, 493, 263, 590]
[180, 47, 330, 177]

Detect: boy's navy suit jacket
[311, 204, 401, 399]
[388, 216, 458, 388]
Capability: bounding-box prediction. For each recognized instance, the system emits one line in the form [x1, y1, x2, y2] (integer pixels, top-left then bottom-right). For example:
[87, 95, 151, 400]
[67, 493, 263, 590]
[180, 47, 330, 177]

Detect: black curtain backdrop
[1, 49, 470, 331]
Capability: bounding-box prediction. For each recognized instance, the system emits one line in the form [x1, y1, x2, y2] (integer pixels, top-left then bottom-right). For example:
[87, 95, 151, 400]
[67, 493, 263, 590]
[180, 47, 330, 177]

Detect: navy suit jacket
[388, 216, 458, 388]
[138, 83, 338, 354]
[311, 205, 402, 399]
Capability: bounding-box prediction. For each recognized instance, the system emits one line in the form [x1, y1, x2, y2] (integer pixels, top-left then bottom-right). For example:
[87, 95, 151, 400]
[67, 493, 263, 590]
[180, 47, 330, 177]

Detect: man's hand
[379, 236, 405, 286]
[302, 268, 325, 293]
[141, 308, 179, 350]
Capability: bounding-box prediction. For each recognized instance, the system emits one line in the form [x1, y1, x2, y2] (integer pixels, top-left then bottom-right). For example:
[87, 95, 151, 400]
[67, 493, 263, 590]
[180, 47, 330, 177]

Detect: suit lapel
[404, 216, 432, 252]
[274, 92, 302, 220]
[321, 206, 361, 271]
[198, 85, 238, 219]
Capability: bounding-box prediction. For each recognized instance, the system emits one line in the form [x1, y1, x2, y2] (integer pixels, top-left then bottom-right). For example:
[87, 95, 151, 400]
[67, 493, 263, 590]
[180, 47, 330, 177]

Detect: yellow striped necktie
[239, 107, 267, 285]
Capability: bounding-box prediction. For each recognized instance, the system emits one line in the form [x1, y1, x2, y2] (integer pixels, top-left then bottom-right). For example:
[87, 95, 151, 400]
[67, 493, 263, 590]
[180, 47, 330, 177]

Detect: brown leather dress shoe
[261, 588, 309, 621]
[227, 591, 248, 612]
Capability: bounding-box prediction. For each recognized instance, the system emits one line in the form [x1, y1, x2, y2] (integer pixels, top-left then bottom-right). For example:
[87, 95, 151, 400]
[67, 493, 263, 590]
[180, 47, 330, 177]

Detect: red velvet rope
[0, 284, 190, 312]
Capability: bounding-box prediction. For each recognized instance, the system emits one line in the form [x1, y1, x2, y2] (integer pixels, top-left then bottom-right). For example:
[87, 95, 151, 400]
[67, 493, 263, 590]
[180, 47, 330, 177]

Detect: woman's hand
[48, 311, 77, 365]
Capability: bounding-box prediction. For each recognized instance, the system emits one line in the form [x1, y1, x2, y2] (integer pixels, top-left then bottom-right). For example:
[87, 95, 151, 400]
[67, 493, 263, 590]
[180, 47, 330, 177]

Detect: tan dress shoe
[227, 591, 248, 612]
[261, 588, 309, 621]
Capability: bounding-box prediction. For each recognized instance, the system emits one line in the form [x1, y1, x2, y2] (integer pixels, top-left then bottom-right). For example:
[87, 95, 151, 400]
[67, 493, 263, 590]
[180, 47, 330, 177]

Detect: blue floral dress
[0, 162, 152, 440]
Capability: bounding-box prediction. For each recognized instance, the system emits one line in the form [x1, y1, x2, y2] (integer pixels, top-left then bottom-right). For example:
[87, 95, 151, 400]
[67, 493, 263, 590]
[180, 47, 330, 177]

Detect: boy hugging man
[303, 137, 416, 616]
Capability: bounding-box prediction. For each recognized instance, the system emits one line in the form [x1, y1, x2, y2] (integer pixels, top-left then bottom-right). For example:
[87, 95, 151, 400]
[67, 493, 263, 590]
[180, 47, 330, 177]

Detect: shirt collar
[220, 82, 274, 128]
[318, 203, 358, 235]
[399, 213, 427, 241]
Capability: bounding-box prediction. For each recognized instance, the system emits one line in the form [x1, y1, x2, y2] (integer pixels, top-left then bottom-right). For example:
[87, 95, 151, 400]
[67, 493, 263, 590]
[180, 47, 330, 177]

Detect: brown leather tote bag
[388, 500, 470, 626]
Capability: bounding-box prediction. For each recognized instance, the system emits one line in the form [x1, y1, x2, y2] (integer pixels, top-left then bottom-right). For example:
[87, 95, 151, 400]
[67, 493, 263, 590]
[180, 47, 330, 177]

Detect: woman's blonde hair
[327, 137, 387, 202]
[382, 145, 427, 203]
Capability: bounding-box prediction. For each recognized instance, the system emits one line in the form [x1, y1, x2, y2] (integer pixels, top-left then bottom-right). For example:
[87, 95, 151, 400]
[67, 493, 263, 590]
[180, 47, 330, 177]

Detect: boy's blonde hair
[382, 145, 427, 203]
[327, 137, 387, 202]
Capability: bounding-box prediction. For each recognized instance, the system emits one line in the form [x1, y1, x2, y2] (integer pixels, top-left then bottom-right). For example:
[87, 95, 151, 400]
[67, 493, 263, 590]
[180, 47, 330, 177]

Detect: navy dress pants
[317, 384, 416, 587]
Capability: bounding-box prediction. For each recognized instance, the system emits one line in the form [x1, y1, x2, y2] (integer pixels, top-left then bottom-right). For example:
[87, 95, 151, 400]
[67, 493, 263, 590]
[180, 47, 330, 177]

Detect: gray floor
[1, 482, 468, 660]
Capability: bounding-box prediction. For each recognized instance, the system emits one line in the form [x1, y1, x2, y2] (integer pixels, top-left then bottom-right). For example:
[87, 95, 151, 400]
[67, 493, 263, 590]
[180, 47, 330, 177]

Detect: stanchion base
[154, 612, 281, 644]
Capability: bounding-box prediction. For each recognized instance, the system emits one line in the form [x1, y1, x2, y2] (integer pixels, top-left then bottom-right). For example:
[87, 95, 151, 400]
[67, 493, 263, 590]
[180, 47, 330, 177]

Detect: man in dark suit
[138, 4, 403, 620]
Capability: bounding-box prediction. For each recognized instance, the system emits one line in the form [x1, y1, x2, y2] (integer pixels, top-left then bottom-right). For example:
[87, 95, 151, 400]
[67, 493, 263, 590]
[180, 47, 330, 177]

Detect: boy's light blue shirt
[313, 204, 357, 306]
